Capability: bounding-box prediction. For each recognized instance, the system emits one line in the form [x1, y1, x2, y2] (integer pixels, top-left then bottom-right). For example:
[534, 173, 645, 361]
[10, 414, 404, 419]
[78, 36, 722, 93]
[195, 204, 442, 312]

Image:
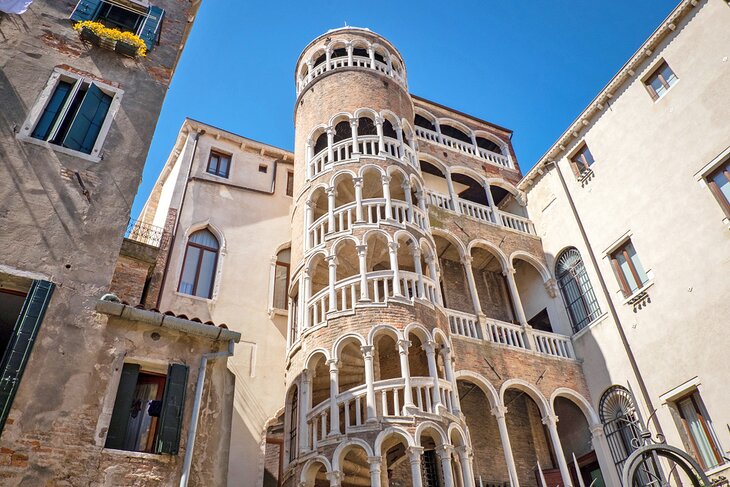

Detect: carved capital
[397, 339, 412, 353]
[360, 345, 374, 358]
[491, 404, 508, 419]
[460, 255, 473, 267]
[542, 414, 558, 427]
[421, 340, 436, 354]
[381, 174, 391, 184]
[387, 241, 400, 253]
[326, 255, 338, 266]
[355, 244, 368, 256]
[407, 446, 424, 463]
[326, 127, 336, 137]
[349, 117, 359, 127]
[327, 358, 339, 371]
[352, 176, 363, 186]
[544, 278, 559, 298]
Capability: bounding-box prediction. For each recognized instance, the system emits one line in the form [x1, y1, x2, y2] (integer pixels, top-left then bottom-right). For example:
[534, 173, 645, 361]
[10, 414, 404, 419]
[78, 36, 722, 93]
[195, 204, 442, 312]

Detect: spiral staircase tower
[284, 28, 473, 487]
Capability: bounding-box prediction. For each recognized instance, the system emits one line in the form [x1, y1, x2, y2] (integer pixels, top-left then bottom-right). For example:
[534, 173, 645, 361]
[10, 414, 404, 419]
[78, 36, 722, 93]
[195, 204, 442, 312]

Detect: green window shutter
[31, 81, 73, 141]
[0, 280, 55, 433]
[156, 363, 188, 454]
[138, 6, 164, 50]
[104, 363, 140, 450]
[62, 83, 112, 154]
[69, 0, 103, 22]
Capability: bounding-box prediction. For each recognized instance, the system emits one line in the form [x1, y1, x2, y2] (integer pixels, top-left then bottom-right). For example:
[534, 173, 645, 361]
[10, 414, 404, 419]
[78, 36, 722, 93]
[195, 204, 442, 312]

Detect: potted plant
[73, 21, 147, 58]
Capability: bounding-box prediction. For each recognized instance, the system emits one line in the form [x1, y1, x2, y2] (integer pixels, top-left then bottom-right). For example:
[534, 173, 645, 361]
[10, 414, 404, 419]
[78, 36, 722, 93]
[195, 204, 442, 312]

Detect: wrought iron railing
[125, 219, 164, 248]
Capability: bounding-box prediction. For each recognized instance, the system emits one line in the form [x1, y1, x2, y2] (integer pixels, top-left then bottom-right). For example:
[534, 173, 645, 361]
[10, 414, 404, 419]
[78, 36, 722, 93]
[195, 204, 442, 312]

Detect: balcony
[415, 126, 512, 168]
[125, 218, 164, 248]
[306, 376, 457, 449]
[445, 309, 575, 360]
[297, 53, 407, 96]
[308, 135, 418, 180]
[424, 189, 536, 236]
[307, 270, 440, 328]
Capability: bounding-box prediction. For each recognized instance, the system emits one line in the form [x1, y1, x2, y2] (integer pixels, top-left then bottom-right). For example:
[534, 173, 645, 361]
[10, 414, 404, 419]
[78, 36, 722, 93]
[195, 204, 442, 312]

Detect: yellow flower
[74, 21, 147, 57]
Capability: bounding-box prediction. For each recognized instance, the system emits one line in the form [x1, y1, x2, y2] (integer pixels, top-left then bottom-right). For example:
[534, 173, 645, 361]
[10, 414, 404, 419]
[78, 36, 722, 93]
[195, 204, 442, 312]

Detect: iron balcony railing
[125, 218, 164, 248]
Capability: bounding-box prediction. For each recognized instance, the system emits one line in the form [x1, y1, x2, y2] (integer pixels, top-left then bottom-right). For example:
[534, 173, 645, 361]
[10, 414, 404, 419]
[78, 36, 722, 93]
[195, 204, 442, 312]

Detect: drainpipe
[179, 339, 235, 487]
[550, 161, 663, 437]
[156, 129, 204, 309]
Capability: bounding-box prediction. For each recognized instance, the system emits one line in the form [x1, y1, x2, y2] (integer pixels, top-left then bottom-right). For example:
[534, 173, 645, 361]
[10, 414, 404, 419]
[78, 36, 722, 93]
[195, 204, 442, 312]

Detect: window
[570, 143, 595, 177]
[286, 385, 298, 463]
[259, 164, 268, 173]
[644, 61, 678, 100]
[706, 160, 730, 218]
[178, 229, 219, 299]
[600, 386, 662, 483]
[207, 150, 231, 178]
[30, 77, 113, 155]
[556, 248, 601, 332]
[286, 170, 294, 197]
[273, 248, 291, 310]
[610, 240, 649, 297]
[70, 1, 164, 51]
[0, 279, 55, 434]
[675, 391, 724, 470]
[105, 363, 188, 455]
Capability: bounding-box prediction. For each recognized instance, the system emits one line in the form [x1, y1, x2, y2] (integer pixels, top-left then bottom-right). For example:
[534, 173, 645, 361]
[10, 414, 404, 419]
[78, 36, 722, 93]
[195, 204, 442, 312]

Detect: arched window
[178, 229, 219, 298]
[273, 247, 291, 310]
[600, 386, 662, 483]
[287, 385, 298, 463]
[556, 248, 601, 332]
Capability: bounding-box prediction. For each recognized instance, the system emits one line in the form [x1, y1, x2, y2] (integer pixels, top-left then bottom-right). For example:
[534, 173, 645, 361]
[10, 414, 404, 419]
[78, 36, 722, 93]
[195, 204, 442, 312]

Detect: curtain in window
[179, 229, 219, 298]
[273, 248, 291, 310]
[678, 397, 720, 469]
[556, 248, 601, 332]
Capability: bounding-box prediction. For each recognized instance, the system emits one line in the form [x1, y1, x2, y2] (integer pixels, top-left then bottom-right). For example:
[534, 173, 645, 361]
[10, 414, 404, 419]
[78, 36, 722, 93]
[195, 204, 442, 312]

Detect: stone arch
[333, 332, 367, 360]
[453, 370, 500, 408]
[510, 250, 551, 281]
[328, 111, 353, 128]
[368, 323, 402, 346]
[468, 239, 510, 272]
[332, 438, 374, 472]
[431, 228, 467, 259]
[550, 387, 601, 426]
[403, 322, 432, 343]
[415, 420, 449, 447]
[474, 130, 509, 155]
[184, 220, 227, 254]
[447, 422, 469, 447]
[500, 378, 550, 417]
[374, 427, 415, 456]
[300, 456, 332, 486]
[304, 348, 330, 370]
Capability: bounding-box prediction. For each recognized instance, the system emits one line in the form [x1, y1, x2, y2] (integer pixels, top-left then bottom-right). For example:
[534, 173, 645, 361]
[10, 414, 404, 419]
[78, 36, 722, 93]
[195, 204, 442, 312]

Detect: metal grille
[125, 218, 164, 248]
[422, 450, 442, 487]
[556, 248, 601, 332]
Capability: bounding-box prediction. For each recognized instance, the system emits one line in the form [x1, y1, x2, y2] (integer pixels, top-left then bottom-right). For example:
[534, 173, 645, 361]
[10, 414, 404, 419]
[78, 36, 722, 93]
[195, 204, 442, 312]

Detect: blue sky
[131, 1, 677, 218]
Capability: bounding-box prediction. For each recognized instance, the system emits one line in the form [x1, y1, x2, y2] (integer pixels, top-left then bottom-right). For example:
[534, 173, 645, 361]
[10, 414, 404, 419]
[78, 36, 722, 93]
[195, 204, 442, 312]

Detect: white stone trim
[658, 376, 702, 403]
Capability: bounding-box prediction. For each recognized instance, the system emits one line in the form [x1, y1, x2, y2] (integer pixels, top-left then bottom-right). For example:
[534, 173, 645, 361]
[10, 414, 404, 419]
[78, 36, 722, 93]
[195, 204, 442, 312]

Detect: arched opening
[309, 187, 328, 222]
[333, 120, 353, 143]
[313, 130, 328, 156]
[356, 115, 378, 156]
[307, 352, 331, 452]
[451, 172, 488, 207]
[334, 240, 359, 311]
[373, 330, 403, 418]
[361, 166, 385, 224]
[503, 388, 555, 487]
[407, 332, 430, 380]
[420, 160, 451, 209]
[490, 184, 528, 219]
[309, 354, 331, 411]
[555, 248, 601, 333]
[457, 379, 508, 485]
[285, 384, 299, 465]
[308, 186, 329, 247]
[382, 433, 414, 486]
[513, 257, 555, 333]
[554, 396, 605, 487]
[396, 234, 418, 299]
[365, 232, 391, 303]
[440, 123, 471, 144]
[388, 169, 407, 203]
[308, 253, 328, 327]
[341, 444, 371, 487]
[471, 245, 514, 322]
[476, 136, 503, 155]
[301, 460, 329, 487]
[415, 114, 437, 132]
[337, 339, 365, 431]
[434, 235, 467, 312]
[311, 49, 326, 68]
[330, 44, 347, 60]
[333, 174, 356, 233]
[418, 426, 449, 487]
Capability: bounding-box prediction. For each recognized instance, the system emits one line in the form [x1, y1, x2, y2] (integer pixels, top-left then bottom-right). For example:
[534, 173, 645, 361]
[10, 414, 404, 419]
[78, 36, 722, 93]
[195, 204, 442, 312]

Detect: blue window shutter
[31, 81, 73, 141]
[0, 280, 55, 433]
[139, 6, 164, 51]
[69, 0, 103, 22]
[62, 83, 112, 154]
[104, 363, 140, 450]
[156, 363, 188, 454]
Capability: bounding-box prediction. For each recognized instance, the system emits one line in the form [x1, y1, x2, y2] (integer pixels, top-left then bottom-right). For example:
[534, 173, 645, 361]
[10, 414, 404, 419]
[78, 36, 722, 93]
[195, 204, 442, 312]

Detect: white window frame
[17, 67, 123, 163]
[694, 145, 730, 228]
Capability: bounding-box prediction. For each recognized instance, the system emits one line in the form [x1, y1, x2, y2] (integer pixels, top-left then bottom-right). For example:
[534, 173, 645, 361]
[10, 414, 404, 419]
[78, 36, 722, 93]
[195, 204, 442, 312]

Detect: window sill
[622, 280, 654, 306]
[571, 312, 609, 340]
[101, 448, 174, 462]
[268, 307, 288, 318]
[173, 291, 216, 304]
[16, 134, 101, 163]
[704, 461, 730, 477]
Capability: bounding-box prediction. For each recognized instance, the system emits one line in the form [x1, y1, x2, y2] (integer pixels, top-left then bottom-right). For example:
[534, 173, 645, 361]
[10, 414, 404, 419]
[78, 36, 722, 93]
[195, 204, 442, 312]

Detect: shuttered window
[70, 1, 165, 51]
[0, 280, 55, 433]
[31, 78, 113, 155]
[105, 362, 188, 455]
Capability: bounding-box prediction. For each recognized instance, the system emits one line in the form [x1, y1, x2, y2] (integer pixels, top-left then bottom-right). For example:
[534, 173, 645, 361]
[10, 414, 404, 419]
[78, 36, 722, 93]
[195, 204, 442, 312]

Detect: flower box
[115, 41, 139, 58]
[74, 21, 147, 59]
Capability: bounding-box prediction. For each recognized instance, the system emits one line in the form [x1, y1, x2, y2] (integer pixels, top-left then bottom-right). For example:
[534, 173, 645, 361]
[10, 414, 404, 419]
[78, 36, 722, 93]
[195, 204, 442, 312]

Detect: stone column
[350, 117, 360, 155]
[305, 142, 313, 179]
[306, 60, 314, 83]
[326, 127, 335, 164]
[347, 43, 353, 66]
[327, 359, 340, 436]
[483, 182, 500, 225]
[407, 446, 425, 487]
[361, 345, 377, 422]
[426, 254, 444, 306]
[543, 414, 572, 487]
[298, 370, 311, 454]
[439, 346, 459, 414]
[461, 255, 483, 316]
[327, 255, 338, 313]
[356, 245, 370, 302]
[375, 115, 385, 155]
[492, 405, 520, 487]
[415, 189, 427, 213]
[353, 177, 364, 223]
[402, 180, 414, 224]
[456, 446, 476, 487]
[368, 456, 383, 487]
[436, 445, 456, 487]
[382, 174, 393, 220]
[453, 454, 465, 487]
[305, 200, 314, 250]
[395, 124, 404, 159]
[325, 48, 332, 70]
[411, 246, 426, 300]
[385, 55, 392, 74]
[327, 186, 337, 234]
[368, 45, 375, 68]
[591, 424, 621, 487]
[422, 340, 443, 411]
[302, 268, 311, 330]
[326, 471, 342, 487]
[504, 267, 528, 325]
[397, 339, 415, 412]
[388, 241, 402, 297]
[434, 119, 443, 144]
[470, 132, 480, 157]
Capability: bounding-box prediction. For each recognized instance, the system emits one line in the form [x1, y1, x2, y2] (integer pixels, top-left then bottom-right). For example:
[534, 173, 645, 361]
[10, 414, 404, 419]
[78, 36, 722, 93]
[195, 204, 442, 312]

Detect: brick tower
[283, 27, 610, 487]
